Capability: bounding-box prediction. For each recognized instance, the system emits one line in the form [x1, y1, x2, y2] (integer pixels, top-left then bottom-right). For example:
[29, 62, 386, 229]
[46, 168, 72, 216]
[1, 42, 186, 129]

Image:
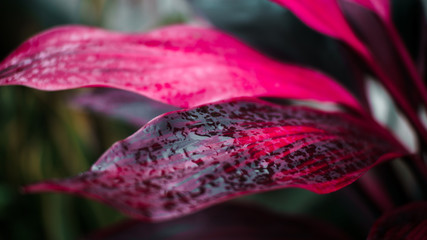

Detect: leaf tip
[22, 180, 81, 195]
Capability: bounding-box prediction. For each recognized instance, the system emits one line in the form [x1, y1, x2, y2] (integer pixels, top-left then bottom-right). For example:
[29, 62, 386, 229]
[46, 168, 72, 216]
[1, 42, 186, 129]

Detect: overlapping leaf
[349, 0, 390, 21]
[270, 0, 370, 58]
[367, 202, 427, 240]
[189, 0, 363, 98]
[0, 24, 360, 110]
[271, 0, 427, 140]
[339, 1, 421, 108]
[85, 203, 350, 240]
[72, 88, 179, 126]
[25, 98, 405, 221]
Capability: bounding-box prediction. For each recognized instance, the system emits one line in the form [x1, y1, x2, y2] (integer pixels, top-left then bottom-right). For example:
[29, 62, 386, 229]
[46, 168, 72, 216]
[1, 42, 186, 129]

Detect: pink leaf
[271, 0, 427, 139]
[86, 203, 350, 240]
[367, 202, 427, 240]
[72, 88, 179, 126]
[347, 0, 390, 22]
[0, 25, 361, 110]
[24, 98, 405, 221]
[270, 0, 370, 58]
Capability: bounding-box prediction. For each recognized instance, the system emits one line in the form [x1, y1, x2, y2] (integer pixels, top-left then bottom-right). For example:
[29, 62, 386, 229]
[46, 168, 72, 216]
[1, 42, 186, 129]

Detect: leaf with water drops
[25, 98, 405, 221]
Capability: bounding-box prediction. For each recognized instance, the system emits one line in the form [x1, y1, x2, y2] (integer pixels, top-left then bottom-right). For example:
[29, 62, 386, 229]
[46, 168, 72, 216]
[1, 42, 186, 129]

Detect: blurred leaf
[367, 201, 427, 240]
[392, 0, 425, 61]
[71, 88, 179, 127]
[189, 0, 361, 96]
[85, 203, 350, 240]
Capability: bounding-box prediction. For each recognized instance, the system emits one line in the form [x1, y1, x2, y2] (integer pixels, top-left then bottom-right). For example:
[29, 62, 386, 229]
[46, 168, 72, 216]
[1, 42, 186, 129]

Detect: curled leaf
[25, 98, 405, 221]
[0, 25, 360, 110]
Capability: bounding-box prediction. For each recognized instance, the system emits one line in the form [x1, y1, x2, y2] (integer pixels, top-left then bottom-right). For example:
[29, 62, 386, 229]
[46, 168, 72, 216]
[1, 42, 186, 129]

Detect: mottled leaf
[85, 203, 350, 240]
[367, 201, 427, 240]
[24, 98, 405, 221]
[72, 88, 179, 126]
[0, 25, 361, 110]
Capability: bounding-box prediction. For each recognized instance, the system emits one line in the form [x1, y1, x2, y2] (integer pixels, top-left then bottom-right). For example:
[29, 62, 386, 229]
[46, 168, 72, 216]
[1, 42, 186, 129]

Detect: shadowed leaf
[367, 201, 427, 240]
[72, 88, 179, 126]
[85, 203, 350, 240]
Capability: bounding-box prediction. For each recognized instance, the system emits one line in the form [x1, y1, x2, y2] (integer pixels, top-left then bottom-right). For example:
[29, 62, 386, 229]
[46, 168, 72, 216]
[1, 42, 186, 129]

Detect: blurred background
[0, 1, 192, 239]
[0, 0, 424, 239]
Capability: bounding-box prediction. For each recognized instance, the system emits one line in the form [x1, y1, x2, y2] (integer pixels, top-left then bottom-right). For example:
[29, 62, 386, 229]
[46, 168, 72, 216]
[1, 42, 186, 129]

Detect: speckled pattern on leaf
[25, 98, 405, 221]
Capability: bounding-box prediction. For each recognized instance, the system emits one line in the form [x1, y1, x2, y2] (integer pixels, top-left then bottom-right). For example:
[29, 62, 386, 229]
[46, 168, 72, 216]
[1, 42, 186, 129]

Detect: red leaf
[367, 202, 427, 240]
[0, 25, 361, 110]
[72, 88, 179, 126]
[85, 203, 350, 240]
[271, 0, 427, 139]
[24, 98, 405, 221]
[270, 0, 370, 58]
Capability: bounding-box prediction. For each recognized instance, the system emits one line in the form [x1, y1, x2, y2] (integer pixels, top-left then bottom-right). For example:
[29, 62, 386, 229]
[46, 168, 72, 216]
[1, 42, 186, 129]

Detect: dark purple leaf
[367, 201, 427, 240]
[85, 203, 350, 240]
[339, 0, 423, 109]
[24, 98, 406, 221]
[72, 88, 179, 126]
